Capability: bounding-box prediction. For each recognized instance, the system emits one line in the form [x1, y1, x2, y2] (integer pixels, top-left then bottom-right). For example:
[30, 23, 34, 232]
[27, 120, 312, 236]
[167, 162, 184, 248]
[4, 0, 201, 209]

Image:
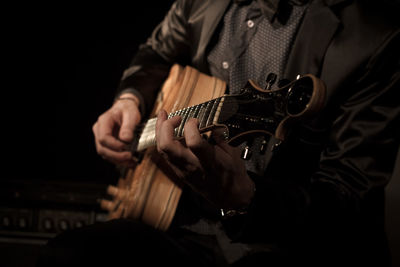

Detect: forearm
[116, 0, 192, 118]
[117, 47, 172, 118]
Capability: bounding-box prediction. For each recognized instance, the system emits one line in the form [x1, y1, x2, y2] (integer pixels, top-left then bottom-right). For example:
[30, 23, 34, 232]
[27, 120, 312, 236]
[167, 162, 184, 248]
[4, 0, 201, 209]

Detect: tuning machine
[264, 73, 277, 90]
[241, 145, 252, 160]
[260, 139, 268, 154]
[271, 140, 282, 152]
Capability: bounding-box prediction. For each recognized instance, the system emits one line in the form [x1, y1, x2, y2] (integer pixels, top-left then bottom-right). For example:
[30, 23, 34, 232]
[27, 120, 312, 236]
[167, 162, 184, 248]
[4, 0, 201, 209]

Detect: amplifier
[0, 179, 109, 245]
[0, 179, 110, 266]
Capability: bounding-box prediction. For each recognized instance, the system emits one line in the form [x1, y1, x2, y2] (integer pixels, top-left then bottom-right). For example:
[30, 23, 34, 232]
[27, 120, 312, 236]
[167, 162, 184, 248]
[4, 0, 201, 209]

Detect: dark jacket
[119, 0, 400, 265]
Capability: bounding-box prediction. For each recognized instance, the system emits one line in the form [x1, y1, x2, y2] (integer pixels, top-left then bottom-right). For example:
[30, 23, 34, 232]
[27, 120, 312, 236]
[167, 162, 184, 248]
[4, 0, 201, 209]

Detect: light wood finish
[101, 64, 226, 230]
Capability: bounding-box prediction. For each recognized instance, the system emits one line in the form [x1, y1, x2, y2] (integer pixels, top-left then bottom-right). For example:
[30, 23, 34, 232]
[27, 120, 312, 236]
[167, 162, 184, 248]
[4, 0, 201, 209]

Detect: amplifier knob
[18, 217, 28, 229]
[2, 216, 12, 228]
[74, 220, 85, 229]
[59, 219, 69, 231]
[43, 218, 54, 231]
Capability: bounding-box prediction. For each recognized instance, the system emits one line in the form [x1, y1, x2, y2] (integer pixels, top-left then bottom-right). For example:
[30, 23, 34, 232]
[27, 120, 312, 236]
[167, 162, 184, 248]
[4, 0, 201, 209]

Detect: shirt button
[222, 61, 229, 69]
[247, 20, 255, 28]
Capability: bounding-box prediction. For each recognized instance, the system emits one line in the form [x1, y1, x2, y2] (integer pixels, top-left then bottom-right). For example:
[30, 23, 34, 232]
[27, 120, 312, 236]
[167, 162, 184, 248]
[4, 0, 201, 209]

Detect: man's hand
[93, 93, 141, 167]
[155, 109, 255, 209]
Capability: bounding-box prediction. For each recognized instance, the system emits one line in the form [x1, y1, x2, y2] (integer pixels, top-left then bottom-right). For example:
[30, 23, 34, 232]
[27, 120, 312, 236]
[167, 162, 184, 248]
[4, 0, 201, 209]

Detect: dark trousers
[36, 219, 228, 267]
[36, 219, 285, 267]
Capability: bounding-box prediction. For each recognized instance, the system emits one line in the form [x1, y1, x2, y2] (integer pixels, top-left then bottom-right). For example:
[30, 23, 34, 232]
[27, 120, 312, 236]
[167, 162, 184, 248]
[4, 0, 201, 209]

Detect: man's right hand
[92, 93, 142, 167]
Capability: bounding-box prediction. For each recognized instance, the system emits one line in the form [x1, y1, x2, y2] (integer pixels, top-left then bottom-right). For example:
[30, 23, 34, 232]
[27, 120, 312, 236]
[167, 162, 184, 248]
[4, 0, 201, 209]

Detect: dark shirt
[112, 0, 398, 265]
[182, 0, 311, 263]
[207, 0, 308, 176]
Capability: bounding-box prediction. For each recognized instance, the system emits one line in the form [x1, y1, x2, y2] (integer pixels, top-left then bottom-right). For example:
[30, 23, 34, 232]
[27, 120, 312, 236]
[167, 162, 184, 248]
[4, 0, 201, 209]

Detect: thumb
[119, 110, 140, 143]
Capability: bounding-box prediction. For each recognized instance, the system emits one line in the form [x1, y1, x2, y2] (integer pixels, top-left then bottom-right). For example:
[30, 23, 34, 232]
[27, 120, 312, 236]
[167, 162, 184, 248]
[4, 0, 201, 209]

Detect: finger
[211, 127, 228, 144]
[184, 118, 215, 167]
[216, 140, 236, 155]
[109, 203, 125, 219]
[119, 109, 140, 143]
[100, 199, 116, 212]
[106, 185, 132, 201]
[156, 110, 182, 155]
[155, 109, 168, 143]
[95, 114, 128, 151]
[94, 128, 131, 163]
[106, 185, 120, 197]
[156, 112, 202, 172]
[99, 135, 131, 152]
[211, 128, 237, 155]
[94, 135, 134, 167]
[96, 144, 133, 163]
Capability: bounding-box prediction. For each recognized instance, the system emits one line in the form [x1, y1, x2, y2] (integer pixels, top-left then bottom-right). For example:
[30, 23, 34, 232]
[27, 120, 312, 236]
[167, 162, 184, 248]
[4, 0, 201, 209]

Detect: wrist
[115, 88, 146, 117]
[114, 93, 140, 107]
[221, 179, 256, 219]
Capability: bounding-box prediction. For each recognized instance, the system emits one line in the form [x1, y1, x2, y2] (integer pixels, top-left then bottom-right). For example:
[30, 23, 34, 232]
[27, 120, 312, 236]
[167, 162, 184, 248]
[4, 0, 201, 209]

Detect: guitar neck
[136, 96, 225, 151]
[134, 74, 325, 152]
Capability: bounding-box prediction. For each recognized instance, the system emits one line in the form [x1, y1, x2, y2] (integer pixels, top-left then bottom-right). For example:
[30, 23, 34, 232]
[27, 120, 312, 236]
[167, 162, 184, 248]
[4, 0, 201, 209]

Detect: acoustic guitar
[100, 64, 326, 230]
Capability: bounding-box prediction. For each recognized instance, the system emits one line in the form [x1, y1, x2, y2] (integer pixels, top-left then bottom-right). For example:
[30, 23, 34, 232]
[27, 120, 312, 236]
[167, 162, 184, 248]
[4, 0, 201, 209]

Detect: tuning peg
[265, 73, 277, 90]
[241, 145, 252, 160]
[222, 131, 229, 141]
[271, 140, 282, 152]
[260, 139, 268, 154]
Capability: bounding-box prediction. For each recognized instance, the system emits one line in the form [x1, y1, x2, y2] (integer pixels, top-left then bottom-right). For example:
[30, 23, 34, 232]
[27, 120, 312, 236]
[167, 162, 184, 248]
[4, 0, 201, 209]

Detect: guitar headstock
[215, 74, 326, 145]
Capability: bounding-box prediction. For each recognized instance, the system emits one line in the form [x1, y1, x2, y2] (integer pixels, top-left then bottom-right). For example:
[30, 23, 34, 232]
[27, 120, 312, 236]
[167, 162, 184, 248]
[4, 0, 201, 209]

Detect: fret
[173, 126, 179, 138]
[174, 109, 183, 118]
[136, 98, 222, 151]
[199, 100, 214, 129]
[205, 97, 221, 127]
[192, 104, 201, 120]
[187, 105, 197, 121]
[168, 109, 182, 138]
[178, 104, 203, 137]
[197, 103, 207, 129]
[177, 108, 190, 137]
[213, 96, 225, 125]
[169, 109, 178, 119]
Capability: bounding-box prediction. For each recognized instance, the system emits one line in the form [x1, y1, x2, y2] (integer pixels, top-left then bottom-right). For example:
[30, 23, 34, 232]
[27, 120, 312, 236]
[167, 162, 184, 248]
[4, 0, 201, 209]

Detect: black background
[5, 2, 174, 184]
[1, 4, 175, 266]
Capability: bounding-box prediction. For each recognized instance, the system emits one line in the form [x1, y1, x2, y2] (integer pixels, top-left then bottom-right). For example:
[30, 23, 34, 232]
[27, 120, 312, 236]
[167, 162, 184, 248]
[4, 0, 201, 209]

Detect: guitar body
[102, 65, 226, 230]
[101, 64, 326, 231]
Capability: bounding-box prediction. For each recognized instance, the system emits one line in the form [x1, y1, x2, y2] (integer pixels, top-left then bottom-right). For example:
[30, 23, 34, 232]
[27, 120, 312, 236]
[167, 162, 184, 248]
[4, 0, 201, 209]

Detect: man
[41, 0, 399, 266]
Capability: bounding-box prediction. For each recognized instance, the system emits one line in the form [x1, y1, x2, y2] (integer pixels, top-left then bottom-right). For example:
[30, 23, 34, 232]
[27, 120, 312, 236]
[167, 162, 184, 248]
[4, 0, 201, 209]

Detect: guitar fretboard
[136, 96, 225, 151]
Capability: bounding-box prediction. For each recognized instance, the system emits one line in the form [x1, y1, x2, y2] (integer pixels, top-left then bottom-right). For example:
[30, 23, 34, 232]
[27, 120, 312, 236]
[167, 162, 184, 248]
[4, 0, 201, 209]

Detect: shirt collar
[234, 0, 309, 23]
[256, 0, 280, 21]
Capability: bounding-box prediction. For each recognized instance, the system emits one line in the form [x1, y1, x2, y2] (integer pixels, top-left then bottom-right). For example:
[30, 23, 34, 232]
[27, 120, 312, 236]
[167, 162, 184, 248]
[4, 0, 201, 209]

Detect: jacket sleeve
[117, 0, 193, 118]
[227, 29, 400, 250]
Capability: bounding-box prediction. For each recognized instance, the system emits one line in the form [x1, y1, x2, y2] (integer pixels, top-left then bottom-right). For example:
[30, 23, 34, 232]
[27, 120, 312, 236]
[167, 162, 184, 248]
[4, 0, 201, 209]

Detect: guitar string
[136, 95, 286, 143]
[134, 82, 306, 151]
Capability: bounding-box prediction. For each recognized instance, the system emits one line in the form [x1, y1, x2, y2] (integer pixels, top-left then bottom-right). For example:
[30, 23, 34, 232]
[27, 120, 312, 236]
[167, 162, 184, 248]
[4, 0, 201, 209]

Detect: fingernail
[120, 132, 132, 142]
